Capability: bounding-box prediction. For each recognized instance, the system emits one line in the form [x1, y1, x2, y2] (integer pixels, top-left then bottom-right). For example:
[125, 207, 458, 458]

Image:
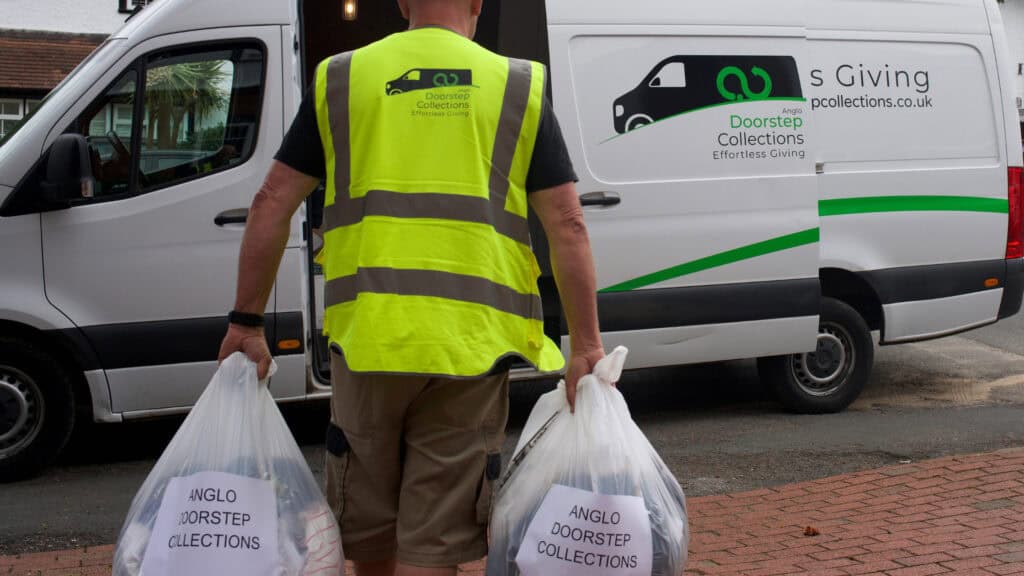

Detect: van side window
[650, 62, 686, 88]
[138, 46, 264, 190]
[69, 70, 138, 197]
[65, 42, 265, 201]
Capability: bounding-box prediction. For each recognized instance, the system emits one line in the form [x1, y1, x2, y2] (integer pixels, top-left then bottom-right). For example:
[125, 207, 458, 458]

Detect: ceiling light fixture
[343, 0, 358, 21]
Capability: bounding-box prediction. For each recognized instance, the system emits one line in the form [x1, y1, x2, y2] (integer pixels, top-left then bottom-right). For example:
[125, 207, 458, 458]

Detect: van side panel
[602, 317, 818, 369]
[0, 207, 76, 333]
[883, 290, 1002, 343]
[0, 199, 118, 422]
[547, 0, 989, 35]
[806, 0, 990, 35]
[0, 212, 64, 327]
[809, 27, 1009, 342]
[274, 247, 310, 398]
[272, 22, 311, 399]
[550, 24, 820, 368]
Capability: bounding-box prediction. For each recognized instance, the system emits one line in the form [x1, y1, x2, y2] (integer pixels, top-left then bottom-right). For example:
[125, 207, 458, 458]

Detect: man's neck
[408, 15, 470, 38]
[410, 23, 464, 35]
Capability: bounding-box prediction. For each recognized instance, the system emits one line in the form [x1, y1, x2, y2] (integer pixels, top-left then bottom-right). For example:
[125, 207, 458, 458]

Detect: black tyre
[758, 297, 873, 414]
[0, 338, 75, 482]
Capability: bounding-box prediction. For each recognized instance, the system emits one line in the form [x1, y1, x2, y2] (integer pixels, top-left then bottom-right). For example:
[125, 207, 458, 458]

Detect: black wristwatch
[228, 310, 265, 328]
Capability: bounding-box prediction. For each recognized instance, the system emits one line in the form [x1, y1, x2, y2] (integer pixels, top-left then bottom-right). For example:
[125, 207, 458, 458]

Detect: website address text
[810, 94, 934, 110]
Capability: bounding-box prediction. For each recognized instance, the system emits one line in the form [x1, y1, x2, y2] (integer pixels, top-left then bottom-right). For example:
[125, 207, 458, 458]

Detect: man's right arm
[529, 182, 603, 411]
[218, 88, 326, 378]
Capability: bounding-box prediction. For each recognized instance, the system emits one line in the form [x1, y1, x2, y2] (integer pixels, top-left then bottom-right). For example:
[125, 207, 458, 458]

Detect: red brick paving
[2, 448, 1022, 575]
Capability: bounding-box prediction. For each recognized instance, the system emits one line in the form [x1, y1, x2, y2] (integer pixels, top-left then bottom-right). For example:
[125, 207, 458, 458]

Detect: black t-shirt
[275, 86, 578, 214]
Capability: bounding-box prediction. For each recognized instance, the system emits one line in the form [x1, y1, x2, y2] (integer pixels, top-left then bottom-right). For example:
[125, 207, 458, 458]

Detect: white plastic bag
[112, 353, 343, 576]
[487, 347, 688, 576]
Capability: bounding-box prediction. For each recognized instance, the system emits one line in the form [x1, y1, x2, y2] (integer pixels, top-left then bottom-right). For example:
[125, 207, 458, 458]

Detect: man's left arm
[526, 94, 605, 409]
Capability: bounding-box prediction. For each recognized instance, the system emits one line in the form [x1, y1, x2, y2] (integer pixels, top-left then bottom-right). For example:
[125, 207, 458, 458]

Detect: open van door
[545, 2, 821, 370]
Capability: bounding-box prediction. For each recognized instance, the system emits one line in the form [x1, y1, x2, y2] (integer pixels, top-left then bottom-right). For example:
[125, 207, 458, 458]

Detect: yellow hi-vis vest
[314, 27, 565, 377]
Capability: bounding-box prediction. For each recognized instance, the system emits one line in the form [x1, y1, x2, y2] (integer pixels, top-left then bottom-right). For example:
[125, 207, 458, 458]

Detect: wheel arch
[0, 320, 99, 417]
[819, 268, 884, 336]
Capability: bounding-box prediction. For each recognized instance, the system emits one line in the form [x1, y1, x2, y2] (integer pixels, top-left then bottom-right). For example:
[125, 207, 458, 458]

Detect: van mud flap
[998, 259, 1023, 319]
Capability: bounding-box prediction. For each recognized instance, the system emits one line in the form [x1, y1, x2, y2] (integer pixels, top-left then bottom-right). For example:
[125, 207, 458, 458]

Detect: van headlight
[614, 104, 625, 118]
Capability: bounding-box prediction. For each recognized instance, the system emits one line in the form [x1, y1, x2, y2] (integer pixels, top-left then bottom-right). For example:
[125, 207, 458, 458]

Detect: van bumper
[998, 258, 1024, 319]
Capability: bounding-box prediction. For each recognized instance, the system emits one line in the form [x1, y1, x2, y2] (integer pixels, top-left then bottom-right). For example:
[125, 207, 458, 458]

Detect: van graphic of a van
[613, 55, 802, 133]
[386, 68, 473, 95]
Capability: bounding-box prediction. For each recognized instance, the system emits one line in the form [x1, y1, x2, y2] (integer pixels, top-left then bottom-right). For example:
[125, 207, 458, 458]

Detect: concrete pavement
[3, 447, 1023, 576]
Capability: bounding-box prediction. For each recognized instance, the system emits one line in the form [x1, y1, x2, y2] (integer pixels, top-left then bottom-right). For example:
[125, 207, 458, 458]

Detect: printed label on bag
[140, 471, 279, 576]
[515, 484, 653, 576]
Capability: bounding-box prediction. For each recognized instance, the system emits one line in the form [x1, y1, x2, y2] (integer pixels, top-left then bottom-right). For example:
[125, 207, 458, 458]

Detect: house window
[25, 100, 41, 115]
[113, 103, 134, 138]
[0, 99, 24, 139]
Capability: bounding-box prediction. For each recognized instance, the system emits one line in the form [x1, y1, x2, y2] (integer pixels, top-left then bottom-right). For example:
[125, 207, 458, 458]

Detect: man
[218, 0, 603, 574]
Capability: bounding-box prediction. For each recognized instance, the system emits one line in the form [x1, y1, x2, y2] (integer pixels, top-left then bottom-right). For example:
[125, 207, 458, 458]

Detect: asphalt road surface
[1, 315, 1022, 555]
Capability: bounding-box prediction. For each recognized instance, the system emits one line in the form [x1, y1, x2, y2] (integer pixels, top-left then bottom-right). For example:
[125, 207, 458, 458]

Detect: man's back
[314, 27, 564, 377]
[348, 28, 511, 196]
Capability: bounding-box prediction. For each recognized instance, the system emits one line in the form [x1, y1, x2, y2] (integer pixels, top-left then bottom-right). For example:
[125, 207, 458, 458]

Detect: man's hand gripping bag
[487, 347, 688, 576]
[112, 353, 343, 576]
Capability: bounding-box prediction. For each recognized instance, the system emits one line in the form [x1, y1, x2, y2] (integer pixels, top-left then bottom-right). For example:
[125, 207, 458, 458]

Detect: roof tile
[0, 29, 108, 92]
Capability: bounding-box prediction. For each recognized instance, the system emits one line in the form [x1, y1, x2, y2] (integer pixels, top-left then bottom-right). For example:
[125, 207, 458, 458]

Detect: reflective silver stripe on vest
[323, 52, 353, 234]
[320, 189, 530, 245]
[325, 268, 543, 321]
[322, 57, 535, 248]
[489, 58, 534, 212]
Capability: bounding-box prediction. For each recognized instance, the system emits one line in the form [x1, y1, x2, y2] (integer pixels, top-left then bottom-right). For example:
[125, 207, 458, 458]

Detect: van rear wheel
[0, 338, 75, 482]
[758, 297, 873, 414]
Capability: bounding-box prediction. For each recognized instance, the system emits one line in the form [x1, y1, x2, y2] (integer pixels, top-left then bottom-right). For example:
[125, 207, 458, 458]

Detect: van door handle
[215, 208, 249, 226]
[579, 192, 621, 207]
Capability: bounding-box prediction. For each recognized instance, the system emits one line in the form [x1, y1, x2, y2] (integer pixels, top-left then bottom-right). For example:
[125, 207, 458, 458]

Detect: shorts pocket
[326, 422, 351, 457]
[325, 422, 351, 523]
[476, 452, 502, 525]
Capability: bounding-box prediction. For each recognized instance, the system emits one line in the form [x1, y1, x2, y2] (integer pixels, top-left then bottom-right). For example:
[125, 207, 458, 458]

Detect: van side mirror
[41, 133, 95, 207]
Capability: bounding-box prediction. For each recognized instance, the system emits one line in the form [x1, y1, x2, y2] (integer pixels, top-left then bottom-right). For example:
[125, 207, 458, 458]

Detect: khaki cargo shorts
[325, 350, 509, 568]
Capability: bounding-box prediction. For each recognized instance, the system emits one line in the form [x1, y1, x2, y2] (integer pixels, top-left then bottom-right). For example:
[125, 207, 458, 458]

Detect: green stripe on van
[819, 196, 1008, 216]
[599, 228, 820, 293]
[598, 195, 1005, 293]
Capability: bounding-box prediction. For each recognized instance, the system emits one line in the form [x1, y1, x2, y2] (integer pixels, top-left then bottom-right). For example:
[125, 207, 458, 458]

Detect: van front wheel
[758, 297, 873, 414]
[0, 338, 75, 482]
[626, 114, 653, 131]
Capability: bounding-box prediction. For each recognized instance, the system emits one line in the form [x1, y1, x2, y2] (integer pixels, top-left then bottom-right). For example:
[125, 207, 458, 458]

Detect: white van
[0, 0, 1020, 480]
